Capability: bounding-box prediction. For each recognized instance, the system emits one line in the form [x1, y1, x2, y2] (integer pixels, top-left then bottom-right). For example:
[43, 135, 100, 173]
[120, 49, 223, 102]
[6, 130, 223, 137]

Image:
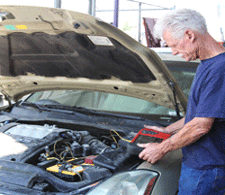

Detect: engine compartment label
[88, 36, 114, 46]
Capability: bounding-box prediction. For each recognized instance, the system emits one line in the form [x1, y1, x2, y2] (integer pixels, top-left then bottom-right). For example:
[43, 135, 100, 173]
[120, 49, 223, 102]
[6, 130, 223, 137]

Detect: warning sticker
[4, 25, 28, 30]
[88, 36, 114, 46]
[4, 25, 16, 30]
[16, 25, 28, 29]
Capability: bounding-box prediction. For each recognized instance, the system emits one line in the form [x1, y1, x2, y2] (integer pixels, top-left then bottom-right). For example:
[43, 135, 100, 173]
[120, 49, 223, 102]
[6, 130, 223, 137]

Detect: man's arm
[139, 117, 214, 163]
[144, 117, 185, 134]
[164, 117, 185, 134]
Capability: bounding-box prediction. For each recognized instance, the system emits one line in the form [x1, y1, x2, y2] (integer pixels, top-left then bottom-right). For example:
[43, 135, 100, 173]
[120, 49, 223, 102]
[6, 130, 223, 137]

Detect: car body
[0, 6, 197, 195]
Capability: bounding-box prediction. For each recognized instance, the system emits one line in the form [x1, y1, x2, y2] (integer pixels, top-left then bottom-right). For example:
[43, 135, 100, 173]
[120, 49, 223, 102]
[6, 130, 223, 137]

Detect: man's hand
[138, 143, 165, 164]
[144, 125, 166, 132]
[139, 117, 214, 164]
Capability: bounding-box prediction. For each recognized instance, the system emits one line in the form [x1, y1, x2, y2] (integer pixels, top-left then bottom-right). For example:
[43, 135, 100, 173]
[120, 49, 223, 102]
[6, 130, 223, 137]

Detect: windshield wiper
[20, 102, 44, 112]
[42, 104, 97, 114]
[43, 104, 142, 119]
[20, 102, 97, 115]
[20, 102, 75, 114]
[20, 102, 143, 120]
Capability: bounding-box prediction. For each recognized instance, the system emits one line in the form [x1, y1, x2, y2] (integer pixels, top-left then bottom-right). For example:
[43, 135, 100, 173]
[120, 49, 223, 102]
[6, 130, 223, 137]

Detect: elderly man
[138, 9, 225, 194]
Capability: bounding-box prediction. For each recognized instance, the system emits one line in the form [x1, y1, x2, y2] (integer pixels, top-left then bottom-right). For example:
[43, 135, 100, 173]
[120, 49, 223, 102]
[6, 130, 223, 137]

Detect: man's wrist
[159, 139, 172, 155]
[164, 127, 180, 135]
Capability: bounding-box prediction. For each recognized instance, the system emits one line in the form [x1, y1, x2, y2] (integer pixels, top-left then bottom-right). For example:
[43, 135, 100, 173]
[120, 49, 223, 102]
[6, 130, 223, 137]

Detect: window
[26, 90, 180, 116]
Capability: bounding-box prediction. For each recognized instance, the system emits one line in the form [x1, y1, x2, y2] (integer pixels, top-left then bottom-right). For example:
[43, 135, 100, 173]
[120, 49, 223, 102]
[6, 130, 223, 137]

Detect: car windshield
[23, 63, 197, 118]
[169, 68, 196, 98]
[25, 90, 180, 117]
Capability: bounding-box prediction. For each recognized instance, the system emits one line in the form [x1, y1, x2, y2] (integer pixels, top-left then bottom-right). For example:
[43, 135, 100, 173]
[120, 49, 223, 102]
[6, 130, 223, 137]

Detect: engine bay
[0, 123, 141, 193]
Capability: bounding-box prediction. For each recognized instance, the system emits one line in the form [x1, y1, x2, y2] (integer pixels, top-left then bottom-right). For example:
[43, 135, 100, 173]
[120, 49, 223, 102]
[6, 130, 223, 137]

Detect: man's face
[163, 30, 198, 61]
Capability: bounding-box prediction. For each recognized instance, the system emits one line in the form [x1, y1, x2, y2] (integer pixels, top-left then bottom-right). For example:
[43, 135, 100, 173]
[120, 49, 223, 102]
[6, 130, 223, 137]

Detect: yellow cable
[47, 157, 60, 161]
[110, 130, 119, 148]
[110, 129, 132, 143]
[54, 140, 75, 161]
[54, 140, 61, 157]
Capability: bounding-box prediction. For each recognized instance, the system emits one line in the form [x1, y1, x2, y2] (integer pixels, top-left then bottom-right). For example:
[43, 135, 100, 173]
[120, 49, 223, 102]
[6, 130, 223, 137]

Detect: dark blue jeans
[178, 163, 225, 195]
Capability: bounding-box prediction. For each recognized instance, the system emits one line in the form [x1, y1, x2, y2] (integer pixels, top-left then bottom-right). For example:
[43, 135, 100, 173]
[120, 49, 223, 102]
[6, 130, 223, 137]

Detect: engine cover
[0, 123, 68, 162]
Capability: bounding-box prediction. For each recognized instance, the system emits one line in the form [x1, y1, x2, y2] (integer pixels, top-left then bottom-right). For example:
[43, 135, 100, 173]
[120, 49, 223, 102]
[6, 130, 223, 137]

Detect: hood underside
[0, 6, 187, 113]
[0, 32, 155, 82]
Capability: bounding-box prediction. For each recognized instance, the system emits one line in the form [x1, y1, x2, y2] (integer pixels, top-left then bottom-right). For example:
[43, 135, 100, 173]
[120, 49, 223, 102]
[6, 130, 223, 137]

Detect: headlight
[86, 169, 159, 195]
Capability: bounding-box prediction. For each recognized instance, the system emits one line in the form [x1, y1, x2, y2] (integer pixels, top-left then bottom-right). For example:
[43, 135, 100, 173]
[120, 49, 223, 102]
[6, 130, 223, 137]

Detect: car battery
[131, 128, 171, 144]
[46, 163, 84, 182]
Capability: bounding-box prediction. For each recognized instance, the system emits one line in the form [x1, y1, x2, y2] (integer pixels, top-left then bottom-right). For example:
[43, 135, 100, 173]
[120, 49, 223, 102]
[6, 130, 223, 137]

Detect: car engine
[0, 123, 141, 193]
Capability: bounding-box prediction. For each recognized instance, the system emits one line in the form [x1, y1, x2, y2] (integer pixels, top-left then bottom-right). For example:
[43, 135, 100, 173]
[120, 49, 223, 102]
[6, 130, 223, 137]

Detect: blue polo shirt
[183, 52, 225, 170]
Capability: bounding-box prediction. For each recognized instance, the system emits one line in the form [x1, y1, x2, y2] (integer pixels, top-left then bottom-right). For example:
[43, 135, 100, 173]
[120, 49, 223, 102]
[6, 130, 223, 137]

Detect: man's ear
[185, 30, 196, 43]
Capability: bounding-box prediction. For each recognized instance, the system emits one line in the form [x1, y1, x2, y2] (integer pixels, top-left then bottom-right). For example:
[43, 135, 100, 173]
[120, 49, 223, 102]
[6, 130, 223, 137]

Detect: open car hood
[0, 6, 187, 114]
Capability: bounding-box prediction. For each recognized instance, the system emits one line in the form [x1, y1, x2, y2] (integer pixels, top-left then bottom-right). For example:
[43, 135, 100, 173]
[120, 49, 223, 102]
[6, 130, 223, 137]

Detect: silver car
[0, 6, 190, 195]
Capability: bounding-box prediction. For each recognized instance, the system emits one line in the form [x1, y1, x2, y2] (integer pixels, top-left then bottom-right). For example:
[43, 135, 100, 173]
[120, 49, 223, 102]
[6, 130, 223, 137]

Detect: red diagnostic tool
[131, 128, 171, 144]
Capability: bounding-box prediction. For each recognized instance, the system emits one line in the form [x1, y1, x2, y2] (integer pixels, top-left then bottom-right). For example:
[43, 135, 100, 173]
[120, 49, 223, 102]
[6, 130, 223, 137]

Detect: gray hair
[154, 9, 207, 40]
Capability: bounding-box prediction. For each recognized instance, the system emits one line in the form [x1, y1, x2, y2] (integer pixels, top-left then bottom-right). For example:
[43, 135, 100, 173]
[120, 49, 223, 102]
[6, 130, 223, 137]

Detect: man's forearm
[164, 117, 185, 134]
[160, 117, 214, 154]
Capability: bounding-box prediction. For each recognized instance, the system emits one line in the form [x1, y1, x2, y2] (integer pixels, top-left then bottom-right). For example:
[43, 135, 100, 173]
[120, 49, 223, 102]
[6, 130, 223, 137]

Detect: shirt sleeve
[195, 73, 225, 118]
